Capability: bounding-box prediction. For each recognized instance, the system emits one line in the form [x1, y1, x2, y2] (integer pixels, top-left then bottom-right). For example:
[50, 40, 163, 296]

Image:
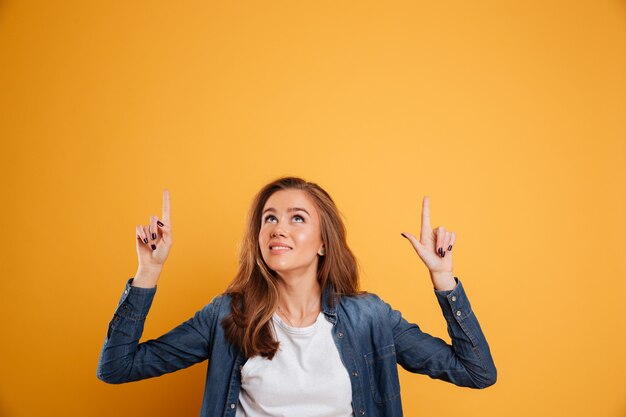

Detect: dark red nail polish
[442, 251, 445, 257]
[152, 233, 156, 240]
[151, 244, 156, 250]
[143, 238, 148, 244]
[448, 245, 452, 251]
[401, 233, 407, 238]
[157, 220, 164, 227]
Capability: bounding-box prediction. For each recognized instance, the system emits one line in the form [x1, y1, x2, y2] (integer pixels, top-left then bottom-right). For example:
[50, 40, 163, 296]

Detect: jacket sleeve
[388, 277, 497, 388]
[96, 278, 220, 384]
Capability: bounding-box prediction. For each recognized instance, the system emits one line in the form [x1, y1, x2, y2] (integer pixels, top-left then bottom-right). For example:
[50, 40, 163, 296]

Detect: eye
[293, 215, 304, 223]
[264, 215, 277, 223]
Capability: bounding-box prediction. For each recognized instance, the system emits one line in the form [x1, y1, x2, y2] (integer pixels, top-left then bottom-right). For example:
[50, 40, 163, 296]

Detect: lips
[269, 242, 292, 251]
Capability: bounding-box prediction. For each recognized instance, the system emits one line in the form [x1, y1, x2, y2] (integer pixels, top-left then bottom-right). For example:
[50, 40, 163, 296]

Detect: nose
[270, 225, 287, 238]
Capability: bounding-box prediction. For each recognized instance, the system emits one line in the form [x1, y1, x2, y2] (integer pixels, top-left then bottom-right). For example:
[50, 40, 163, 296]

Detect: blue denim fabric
[97, 276, 496, 417]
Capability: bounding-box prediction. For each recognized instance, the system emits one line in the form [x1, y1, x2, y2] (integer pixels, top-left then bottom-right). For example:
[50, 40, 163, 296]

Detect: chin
[267, 263, 290, 274]
[260, 258, 285, 274]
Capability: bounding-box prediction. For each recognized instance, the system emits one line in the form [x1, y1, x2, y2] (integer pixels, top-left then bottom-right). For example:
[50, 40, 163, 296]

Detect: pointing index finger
[420, 195, 431, 240]
[162, 188, 171, 225]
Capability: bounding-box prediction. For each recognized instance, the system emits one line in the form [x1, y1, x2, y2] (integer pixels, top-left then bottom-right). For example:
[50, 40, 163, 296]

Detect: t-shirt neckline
[272, 311, 324, 334]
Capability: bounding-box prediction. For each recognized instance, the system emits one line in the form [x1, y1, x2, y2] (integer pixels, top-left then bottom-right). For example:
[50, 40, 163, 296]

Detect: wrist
[430, 271, 455, 291]
[137, 263, 163, 273]
[133, 265, 163, 288]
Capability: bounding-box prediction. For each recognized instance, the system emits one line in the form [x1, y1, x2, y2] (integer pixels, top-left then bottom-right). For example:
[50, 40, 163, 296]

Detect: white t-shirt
[235, 312, 355, 417]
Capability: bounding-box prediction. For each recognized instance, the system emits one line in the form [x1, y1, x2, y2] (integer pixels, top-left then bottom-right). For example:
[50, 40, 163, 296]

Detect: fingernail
[157, 220, 164, 227]
[151, 244, 156, 250]
[143, 238, 149, 244]
[442, 250, 445, 257]
[448, 245, 452, 251]
[438, 248, 443, 256]
[400, 233, 407, 238]
[152, 233, 156, 240]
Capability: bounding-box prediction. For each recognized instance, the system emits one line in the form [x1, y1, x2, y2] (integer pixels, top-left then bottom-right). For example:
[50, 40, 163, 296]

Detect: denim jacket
[97, 276, 496, 417]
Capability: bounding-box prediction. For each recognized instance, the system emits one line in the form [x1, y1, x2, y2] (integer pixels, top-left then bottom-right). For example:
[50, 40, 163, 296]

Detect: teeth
[271, 246, 291, 250]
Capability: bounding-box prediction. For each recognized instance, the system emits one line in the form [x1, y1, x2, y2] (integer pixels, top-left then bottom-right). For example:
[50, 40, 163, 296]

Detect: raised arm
[397, 196, 497, 388]
[97, 189, 214, 384]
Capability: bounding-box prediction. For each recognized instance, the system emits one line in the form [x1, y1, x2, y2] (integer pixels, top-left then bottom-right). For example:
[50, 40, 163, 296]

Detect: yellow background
[1, 1, 624, 416]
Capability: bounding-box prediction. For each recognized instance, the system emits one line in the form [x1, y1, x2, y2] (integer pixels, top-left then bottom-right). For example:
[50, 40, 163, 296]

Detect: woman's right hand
[135, 189, 173, 270]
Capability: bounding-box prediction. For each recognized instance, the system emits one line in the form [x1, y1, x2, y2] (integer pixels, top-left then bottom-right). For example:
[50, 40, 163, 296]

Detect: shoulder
[193, 292, 234, 320]
[340, 291, 386, 304]
[337, 291, 390, 315]
[208, 292, 232, 305]
[334, 292, 401, 336]
[210, 292, 234, 310]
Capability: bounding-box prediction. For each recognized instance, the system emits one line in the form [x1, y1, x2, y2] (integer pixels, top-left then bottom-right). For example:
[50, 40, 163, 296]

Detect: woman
[97, 177, 497, 417]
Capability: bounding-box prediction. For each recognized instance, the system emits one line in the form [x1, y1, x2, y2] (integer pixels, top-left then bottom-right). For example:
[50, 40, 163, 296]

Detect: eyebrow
[262, 207, 311, 216]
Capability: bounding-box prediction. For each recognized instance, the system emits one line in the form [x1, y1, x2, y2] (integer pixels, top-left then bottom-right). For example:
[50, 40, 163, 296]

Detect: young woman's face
[259, 189, 325, 279]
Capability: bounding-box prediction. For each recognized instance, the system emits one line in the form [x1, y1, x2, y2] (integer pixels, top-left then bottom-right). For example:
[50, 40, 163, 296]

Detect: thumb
[401, 232, 427, 258]
[157, 219, 173, 242]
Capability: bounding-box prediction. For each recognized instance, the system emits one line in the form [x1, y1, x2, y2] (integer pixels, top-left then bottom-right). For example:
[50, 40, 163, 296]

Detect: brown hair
[221, 177, 361, 359]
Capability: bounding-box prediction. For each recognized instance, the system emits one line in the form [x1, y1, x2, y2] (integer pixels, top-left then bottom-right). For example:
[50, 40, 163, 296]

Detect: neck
[276, 271, 322, 321]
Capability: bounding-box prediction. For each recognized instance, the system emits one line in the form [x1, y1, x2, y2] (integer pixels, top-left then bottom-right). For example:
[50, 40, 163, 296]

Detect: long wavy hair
[221, 177, 361, 359]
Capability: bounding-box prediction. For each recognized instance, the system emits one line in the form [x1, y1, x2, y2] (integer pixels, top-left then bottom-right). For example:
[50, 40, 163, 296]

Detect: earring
[319, 247, 325, 256]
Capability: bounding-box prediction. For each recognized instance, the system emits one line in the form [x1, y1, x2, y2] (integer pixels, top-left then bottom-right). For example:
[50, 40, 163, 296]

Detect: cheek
[258, 234, 267, 250]
[294, 230, 321, 248]
[258, 227, 269, 243]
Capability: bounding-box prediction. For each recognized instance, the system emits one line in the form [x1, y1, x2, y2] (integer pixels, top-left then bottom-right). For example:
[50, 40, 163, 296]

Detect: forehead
[263, 189, 318, 213]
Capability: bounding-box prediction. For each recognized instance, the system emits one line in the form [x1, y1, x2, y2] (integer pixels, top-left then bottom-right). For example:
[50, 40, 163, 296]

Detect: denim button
[352, 371, 359, 377]
[451, 295, 456, 302]
[230, 403, 235, 409]
[338, 332, 344, 338]
[359, 409, 365, 415]
[456, 310, 461, 316]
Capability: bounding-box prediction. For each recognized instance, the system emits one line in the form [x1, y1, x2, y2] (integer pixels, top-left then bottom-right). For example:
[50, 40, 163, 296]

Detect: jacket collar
[321, 283, 338, 324]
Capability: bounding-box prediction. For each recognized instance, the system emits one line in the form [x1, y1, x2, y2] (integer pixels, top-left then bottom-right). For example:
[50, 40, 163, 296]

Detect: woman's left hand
[401, 196, 457, 291]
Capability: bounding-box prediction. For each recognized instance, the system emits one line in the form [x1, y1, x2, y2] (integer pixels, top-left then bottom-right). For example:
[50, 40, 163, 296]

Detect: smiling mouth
[270, 246, 292, 251]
